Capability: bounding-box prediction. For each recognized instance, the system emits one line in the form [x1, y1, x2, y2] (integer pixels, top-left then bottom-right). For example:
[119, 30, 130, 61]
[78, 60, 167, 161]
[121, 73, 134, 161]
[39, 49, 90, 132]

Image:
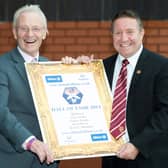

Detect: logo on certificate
[63, 87, 83, 104]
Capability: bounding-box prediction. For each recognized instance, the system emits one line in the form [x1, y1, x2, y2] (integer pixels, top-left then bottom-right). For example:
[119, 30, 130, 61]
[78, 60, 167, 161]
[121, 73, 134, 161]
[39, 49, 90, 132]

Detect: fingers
[116, 144, 127, 159]
[29, 139, 54, 164]
[77, 54, 94, 63]
[61, 56, 77, 64]
[90, 54, 94, 60]
[61, 54, 94, 64]
[42, 143, 54, 164]
[116, 143, 139, 160]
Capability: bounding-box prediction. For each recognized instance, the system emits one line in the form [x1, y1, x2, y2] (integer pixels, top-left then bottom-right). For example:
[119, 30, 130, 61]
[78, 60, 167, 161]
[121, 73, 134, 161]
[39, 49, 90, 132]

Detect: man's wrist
[26, 137, 36, 150]
[22, 136, 36, 150]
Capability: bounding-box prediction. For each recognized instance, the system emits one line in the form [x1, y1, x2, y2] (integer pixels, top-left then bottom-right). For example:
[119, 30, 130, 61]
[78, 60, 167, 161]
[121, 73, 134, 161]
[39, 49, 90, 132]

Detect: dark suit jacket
[0, 48, 58, 168]
[103, 48, 168, 168]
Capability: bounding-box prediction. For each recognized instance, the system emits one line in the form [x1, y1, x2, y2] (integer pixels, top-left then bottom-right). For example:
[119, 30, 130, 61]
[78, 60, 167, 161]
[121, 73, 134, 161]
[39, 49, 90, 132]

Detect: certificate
[25, 60, 124, 160]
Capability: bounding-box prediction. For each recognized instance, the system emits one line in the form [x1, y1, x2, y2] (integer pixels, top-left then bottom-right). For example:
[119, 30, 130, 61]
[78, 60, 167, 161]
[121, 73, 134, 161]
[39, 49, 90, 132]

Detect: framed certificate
[25, 60, 124, 160]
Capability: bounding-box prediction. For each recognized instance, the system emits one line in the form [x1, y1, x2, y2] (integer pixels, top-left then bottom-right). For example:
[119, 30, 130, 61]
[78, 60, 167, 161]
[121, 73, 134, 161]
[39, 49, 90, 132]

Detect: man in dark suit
[102, 9, 168, 168]
[61, 9, 168, 168]
[0, 4, 58, 168]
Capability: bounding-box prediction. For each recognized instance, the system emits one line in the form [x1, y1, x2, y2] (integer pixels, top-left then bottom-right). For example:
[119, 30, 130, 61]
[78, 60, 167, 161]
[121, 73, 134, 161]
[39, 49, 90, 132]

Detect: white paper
[43, 72, 111, 146]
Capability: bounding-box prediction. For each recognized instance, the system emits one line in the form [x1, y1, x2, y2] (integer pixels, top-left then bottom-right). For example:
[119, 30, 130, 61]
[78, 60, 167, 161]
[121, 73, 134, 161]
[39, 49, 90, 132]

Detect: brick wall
[0, 20, 168, 60]
[0, 20, 168, 168]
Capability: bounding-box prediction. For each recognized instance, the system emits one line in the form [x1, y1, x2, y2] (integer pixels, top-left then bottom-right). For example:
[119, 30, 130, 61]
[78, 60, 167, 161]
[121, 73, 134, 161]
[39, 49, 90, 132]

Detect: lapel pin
[136, 70, 142, 74]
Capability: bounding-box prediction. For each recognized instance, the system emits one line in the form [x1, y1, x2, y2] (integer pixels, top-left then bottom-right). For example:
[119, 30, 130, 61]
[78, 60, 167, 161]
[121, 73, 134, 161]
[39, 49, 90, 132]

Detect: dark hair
[111, 9, 143, 32]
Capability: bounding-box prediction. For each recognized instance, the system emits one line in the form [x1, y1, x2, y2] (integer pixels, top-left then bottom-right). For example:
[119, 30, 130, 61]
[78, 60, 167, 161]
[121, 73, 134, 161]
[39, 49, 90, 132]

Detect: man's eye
[114, 32, 121, 35]
[32, 28, 41, 32]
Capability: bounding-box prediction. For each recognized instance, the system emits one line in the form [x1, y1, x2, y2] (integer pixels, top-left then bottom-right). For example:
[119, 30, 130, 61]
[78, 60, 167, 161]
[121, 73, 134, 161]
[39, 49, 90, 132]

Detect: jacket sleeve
[131, 59, 168, 158]
[0, 69, 32, 152]
[0, 106, 32, 152]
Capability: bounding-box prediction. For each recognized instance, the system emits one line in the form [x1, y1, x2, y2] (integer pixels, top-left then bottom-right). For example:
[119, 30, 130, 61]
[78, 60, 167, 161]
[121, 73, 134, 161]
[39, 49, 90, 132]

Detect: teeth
[121, 44, 130, 47]
[24, 39, 36, 43]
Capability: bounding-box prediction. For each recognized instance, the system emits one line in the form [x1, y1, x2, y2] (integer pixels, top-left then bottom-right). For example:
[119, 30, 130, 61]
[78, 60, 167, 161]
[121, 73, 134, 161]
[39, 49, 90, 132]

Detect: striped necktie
[110, 59, 129, 139]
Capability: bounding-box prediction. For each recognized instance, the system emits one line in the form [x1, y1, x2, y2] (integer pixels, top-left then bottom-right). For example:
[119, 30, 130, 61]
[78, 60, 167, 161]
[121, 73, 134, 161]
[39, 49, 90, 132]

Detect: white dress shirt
[111, 45, 143, 142]
[17, 46, 39, 63]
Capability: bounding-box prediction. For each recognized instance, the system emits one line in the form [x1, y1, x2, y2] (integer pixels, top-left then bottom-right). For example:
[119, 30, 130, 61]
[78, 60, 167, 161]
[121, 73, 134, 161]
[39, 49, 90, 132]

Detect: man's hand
[61, 54, 94, 64]
[116, 142, 139, 160]
[76, 54, 94, 63]
[29, 139, 54, 164]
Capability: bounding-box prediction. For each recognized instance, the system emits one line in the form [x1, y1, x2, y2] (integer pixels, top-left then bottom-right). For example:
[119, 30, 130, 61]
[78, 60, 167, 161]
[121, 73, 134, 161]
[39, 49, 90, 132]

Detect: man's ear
[12, 28, 17, 40]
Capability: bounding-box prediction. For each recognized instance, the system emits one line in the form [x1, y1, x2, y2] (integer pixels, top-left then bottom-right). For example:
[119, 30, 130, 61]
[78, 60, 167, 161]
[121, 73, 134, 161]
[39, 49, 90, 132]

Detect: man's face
[13, 11, 47, 56]
[112, 17, 144, 58]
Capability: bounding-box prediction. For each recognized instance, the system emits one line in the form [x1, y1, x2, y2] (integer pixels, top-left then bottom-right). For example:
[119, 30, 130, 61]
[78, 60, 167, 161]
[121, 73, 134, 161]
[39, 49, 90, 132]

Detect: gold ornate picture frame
[25, 60, 124, 160]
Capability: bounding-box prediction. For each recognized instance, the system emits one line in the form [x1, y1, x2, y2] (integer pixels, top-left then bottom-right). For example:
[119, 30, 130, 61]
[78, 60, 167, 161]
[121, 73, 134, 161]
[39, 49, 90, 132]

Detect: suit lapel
[104, 55, 117, 90]
[11, 48, 30, 88]
[129, 49, 149, 92]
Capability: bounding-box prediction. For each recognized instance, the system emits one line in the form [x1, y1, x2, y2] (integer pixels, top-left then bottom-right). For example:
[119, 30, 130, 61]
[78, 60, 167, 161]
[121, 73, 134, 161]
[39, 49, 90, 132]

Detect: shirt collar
[118, 45, 143, 68]
[17, 46, 39, 63]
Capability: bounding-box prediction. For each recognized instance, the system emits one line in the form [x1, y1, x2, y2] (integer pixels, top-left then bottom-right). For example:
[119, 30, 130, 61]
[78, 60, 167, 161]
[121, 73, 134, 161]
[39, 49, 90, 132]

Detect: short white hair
[13, 4, 47, 29]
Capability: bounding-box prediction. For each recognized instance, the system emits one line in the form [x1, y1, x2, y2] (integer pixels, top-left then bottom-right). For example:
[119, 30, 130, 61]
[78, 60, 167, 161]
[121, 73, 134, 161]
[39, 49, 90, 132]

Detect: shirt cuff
[22, 136, 36, 150]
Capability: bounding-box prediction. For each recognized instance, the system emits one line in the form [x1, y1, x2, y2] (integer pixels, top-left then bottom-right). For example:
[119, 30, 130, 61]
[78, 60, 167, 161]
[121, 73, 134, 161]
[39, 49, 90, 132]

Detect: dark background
[0, 0, 167, 21]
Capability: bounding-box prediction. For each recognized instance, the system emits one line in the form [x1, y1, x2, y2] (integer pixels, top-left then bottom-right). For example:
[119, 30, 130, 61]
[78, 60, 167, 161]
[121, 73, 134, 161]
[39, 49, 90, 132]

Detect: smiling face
[112, 17, 144, 58]
[13, 11, 47, 57]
